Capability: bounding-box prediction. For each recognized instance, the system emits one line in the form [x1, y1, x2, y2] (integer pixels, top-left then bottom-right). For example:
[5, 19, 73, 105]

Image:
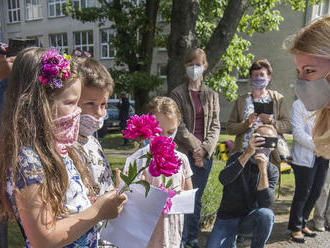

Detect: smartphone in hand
[257, 136, 278, 148]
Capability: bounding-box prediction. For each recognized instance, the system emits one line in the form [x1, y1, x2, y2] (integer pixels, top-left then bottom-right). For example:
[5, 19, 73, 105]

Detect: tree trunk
[134, 87, 149, 114]
[166, 0, 199, 94]
[204, 0, 249, 75]
[140, 0, 160, 73]
[167, 0, 250, 93]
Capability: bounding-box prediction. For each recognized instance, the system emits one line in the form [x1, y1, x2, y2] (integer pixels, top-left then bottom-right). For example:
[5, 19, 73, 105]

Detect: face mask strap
[324, 71, 330, 79]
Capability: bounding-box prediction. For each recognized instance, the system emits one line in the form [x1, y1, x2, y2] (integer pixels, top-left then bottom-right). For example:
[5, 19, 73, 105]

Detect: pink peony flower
[158, 183, 177, 215]
[148, 136, 181, 177]
[39, 50, 71, 88]
[122, 114, 162, 140]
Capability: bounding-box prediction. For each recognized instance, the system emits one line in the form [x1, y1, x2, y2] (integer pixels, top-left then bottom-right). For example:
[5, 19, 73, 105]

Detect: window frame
[311, 0, 330, 20]
[100, 29, 116, 59]
[48, 0, 66, 18]
[73, 30, 94, 56]
[72, 0, 94, 9]
[49, 33, 69, 53]
[7, 0, 21, 23]
[25, 0, 43, 21]
[157, 63, 167, 79]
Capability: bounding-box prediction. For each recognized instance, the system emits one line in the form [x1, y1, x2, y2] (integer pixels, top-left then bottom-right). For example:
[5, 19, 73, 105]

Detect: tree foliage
[67, 0, 320, 104]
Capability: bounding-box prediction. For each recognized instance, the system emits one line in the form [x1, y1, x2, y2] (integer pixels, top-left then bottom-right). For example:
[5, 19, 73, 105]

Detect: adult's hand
[246, 133, 265, 155]
[254, 153, 269, 172]
[258, 113, 273, 124]
[0, 48, 14, 81]
[247, 113, 258, 127]
[193, 147, 206, 167]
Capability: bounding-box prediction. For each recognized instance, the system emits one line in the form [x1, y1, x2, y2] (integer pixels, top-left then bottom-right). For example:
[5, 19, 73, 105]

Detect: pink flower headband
[39, 49, 72, 89]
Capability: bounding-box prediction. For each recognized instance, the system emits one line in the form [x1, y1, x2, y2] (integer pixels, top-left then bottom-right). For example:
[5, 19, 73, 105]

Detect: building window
[27, 36, 43, 47]
[74, 31, 94, 55]
[72, 0, 94, 9]
[8, 0, 21, 23]
[100, 29, 116, 59]
[48, 0, 66, 17]
[157, 63, 167, 79]
[49, 33, 68, 53]
[26, 0, 43, 20]
[312, 0, 330, 20]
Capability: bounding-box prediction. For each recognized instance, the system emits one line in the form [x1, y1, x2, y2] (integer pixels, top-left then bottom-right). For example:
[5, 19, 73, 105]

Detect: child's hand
[94, 169, 127, 221]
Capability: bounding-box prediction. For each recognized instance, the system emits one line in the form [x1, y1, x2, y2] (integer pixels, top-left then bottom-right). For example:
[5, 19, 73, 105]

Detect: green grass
[100, 131, 137, 152]
[107, 156, 126, 171]
[8, 222, 24, 248]
[200, 160, 225, 227]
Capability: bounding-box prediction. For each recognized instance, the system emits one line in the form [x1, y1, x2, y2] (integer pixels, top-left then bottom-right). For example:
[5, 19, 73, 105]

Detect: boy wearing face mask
[124, 96, 193, 248]
[207, 125, 279, 248]
[75, 57, 116, 246]
[227, 59, 290, 165]
[76, 57, 114, 196]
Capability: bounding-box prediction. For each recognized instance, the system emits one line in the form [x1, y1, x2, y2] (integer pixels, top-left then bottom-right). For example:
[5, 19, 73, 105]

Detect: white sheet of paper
[168, 188, 198, 215]
[100, 184, 168, 248]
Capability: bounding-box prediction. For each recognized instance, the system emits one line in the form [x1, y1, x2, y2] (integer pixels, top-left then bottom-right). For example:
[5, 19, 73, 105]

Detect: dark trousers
[288, 156, 329, 231]
[0, 221, 8, 248]
[182, 155, 213, 242]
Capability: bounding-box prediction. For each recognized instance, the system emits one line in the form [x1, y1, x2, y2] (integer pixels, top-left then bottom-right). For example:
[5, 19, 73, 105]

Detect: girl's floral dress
[6, 147, 97, 248]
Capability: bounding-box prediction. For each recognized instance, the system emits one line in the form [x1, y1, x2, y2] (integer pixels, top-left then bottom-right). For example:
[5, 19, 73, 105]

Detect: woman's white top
[291, 99, 316, 167]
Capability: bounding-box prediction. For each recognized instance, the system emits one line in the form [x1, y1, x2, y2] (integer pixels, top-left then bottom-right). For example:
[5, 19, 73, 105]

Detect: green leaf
[165, 178, 173, 189]
[135, 180, 151, 197]
[128, 161, 138, 182]
[139, 153, 150, 159]
[162, 174, 166, 184]
[120, 172, 130, 185]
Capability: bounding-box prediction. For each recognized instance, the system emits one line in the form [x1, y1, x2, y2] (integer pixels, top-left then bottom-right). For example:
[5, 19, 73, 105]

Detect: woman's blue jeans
[207, 208, 275, 248]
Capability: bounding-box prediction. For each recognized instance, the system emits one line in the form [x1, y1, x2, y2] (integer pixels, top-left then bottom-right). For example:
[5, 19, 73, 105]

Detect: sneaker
[186, 239, 201, 248]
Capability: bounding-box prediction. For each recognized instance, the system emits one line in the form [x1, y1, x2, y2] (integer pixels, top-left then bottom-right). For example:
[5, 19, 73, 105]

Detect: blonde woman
[285, 16, 330, 242]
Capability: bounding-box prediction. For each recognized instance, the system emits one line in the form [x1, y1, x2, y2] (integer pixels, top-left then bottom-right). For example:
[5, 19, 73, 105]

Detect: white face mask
[79, 114, 105, 137]
[295, 74, 330, 111]
[186, 65, 204, 81]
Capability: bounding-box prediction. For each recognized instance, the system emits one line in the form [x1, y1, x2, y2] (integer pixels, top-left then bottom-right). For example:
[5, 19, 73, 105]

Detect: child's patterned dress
[7, 147, 97, 248]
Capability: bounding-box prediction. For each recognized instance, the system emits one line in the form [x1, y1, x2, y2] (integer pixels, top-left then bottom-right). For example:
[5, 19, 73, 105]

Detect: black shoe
[302, 230, 317, 237]
[186, 239, 201, 248]
[290, 234, 305, 243]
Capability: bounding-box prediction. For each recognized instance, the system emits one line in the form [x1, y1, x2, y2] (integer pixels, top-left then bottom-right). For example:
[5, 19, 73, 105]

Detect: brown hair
[77, 57, 114, 94]
[284, 16, 330, 159]
[0, 47, 91, 223]
[147, 96, 181, 123]
[249, 59, 273, 76]
[184, 48, 208, 70]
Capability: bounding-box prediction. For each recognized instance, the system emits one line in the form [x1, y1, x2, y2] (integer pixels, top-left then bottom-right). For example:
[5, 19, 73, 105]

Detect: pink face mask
[53, 107, 82, 156]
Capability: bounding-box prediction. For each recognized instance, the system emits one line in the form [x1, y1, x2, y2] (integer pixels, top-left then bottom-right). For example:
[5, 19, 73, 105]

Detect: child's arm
[184, 177, 193, 190]
[16, 172, 127, 248]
